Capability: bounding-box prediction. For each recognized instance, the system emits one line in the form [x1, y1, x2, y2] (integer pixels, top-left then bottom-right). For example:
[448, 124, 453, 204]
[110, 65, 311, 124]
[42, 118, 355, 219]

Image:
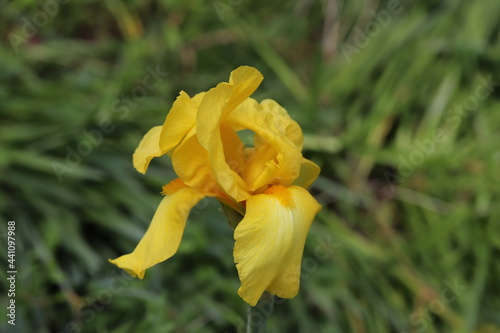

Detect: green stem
[246, 292, 275, 333]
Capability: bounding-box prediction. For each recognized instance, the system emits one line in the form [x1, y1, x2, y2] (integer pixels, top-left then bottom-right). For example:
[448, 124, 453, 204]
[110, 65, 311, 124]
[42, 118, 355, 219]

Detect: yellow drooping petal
[292, 158, 321, 189]
[233, 185, 322, 306]
[109, 186, 206, 279]
[159, 91, 204, 153]
[132, 126, 164, 174]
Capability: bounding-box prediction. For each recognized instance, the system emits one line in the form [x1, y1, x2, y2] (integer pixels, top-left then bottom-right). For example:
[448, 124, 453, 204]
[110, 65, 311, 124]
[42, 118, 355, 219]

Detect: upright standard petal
[227, 66, 264, 113]
[292, 158, 321, 189]
[109, 186, 206, 279]
[233, 185, 322, 306]
[159, 91, 204, 153]
[259, 99, 303, 150]
[133, 126, 164, 174]
[209, 129, 250, 202]
[196, 66, 263, 150]
[195, 79, 259, 202]
[228, 99, 303, 185]
[172, 131, 217, 193]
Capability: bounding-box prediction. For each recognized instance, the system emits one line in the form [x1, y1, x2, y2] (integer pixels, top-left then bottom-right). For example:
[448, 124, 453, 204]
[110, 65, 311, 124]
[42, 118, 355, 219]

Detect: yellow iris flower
[109, 66, 322, 306]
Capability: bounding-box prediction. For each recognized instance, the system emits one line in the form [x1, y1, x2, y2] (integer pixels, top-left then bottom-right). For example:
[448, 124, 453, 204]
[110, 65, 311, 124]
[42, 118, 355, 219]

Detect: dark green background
[1, 0, 499, 332]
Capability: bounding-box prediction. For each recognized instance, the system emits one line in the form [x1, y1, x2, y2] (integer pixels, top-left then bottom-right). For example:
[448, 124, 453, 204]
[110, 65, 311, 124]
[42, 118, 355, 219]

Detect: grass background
[1, 0, 500, 332]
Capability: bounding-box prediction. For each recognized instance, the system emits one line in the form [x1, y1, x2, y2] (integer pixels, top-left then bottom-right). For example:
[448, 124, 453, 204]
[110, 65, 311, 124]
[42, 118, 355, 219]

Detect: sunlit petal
[233, 185, 321, 306]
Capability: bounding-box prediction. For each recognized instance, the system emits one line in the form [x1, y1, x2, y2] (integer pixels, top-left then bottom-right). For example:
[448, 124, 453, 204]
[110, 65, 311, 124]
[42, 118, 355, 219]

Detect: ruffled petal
[228, 99, 303, 185]
[259, 99, 303, 150]
[292, 158, 321, 189]
[233, 185, 322, 306]
[159, 91, 204, 153]
[241, 142, 279, 191]
[132, 126, 164, 174]
[109, 186, 206, 279]
[209, 126, 250, 202]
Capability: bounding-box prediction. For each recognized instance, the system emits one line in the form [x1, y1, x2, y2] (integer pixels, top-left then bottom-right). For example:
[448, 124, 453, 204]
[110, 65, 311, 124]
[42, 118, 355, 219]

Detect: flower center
[161, 178, 185, 195]
[264, 185, 294, 207]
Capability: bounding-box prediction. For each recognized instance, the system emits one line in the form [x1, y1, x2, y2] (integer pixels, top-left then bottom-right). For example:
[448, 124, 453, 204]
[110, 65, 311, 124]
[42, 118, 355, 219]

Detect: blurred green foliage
[1, 0, 500, 332]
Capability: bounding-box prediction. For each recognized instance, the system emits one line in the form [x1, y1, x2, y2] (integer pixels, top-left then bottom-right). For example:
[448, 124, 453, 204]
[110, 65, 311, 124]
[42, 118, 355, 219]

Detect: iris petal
[159, 91, 204, 153]
[172, 132, 217, 193]
[259, 99, 303, 150]
[227, 66, 264, 113]
[209, 127, 250, 202]
[292, 158, 321, 189]
[109, 186, 206, 279]
[233, 185, 321, 306]
[220, 123, 246, 175]
[132, 126, 164, 174]
[195, 67, 263, 202]
[228, 99, 303, 185]
[197, 66, 263, 150]
[241, 142, 279, 191]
